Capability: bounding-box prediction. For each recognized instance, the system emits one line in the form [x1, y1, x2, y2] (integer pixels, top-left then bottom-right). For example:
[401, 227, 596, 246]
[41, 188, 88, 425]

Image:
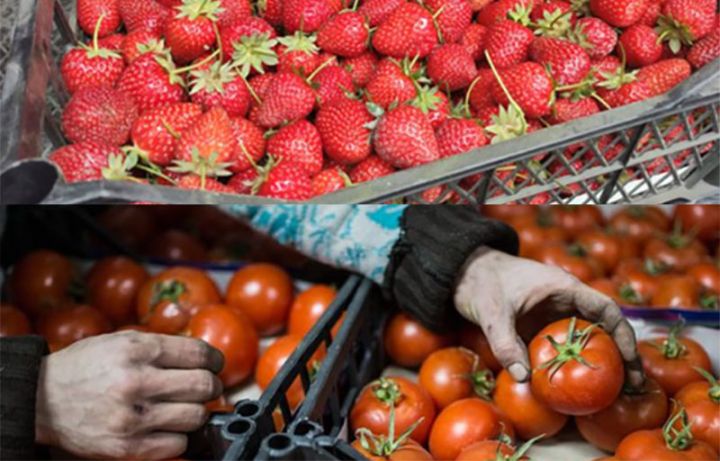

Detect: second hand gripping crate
[1, 0, 719, 204]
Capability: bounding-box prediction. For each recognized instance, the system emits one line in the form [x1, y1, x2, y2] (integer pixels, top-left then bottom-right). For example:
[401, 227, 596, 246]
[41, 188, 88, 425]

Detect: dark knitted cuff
[383, 206, 519, 332]
[0, 336, 48, 460]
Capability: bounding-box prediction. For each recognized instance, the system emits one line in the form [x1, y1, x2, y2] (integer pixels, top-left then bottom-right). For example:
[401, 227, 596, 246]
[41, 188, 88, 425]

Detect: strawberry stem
[91, 14, 105, 53]
[484, 50, 524, 118]
[307, 56, 335, 82]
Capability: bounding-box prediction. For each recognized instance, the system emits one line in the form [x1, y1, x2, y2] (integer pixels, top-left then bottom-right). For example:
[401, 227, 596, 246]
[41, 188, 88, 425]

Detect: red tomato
[613, 258, 669, 302]
[588, 279, 644, 306]
[673, 370, 720, 453]
[508, 213, 567, 258]
[287, 285, 339, 337]
[86, 256, 149, 326]
[97, 206, 158, 251]
[226, 263, 294, 336]
[384, 312, 451, 368]
[459, 323, 502, 373]
[0, 304, 32, 336]
[145, 229, 208, 262]
[529, 317, 624, 416]
[651, 275, 701, 309]
[687, 262, 720, 295]
[638, 329, 712, 396]
[609, 206, 671, 242]
[428, 398, 514, 461]
[456, 440, 529, 461]
[644, 233, 708, 272]
[482, 205, 539, 223]
[530, 243, 603, 283]
[188, 304, 259, 388]
[673, 205, 720, 244]
[350, 377, 436, 446]
[493, 369, 568, 440]
[137, 267, 221, 334]
[548, 205, 605, 234]
[351, 438, 433, 461]
[8, 250, 73, 317]
[576, 378, 669, 452]
[419, 347, 494, 409]
[577, 230, 623, 274]
[36, 304, 112, 349]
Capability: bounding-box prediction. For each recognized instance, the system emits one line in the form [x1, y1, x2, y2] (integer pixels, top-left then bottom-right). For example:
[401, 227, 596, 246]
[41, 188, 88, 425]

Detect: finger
[142, 368, 223, 402]
[139, 403, 209, 433]
[477, 304, 530, 382]
[153, 335, 224, 373]
[130, 433, 188, 460]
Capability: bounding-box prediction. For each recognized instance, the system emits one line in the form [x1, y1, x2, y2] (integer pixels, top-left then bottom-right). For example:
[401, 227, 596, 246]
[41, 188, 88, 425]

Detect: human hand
[454, 248, 643, 387]
[35, 330, 224, 460]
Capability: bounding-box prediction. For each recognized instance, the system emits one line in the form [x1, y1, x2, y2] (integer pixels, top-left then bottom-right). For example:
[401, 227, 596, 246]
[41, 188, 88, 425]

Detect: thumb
[478, 309, 531, 382]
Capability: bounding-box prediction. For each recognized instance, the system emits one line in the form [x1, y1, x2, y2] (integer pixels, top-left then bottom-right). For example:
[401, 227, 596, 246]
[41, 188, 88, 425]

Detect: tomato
[428, 398, 514, 461]
[86, 256, 149, 326]
[673, 370, 720, 453]
[576, 378, 668, 452]
[456, 440, 529, 461]
[651, 275, 700, 309]
[687, 262, 720, 295]
[0, 304, 32, 336]
[96, 206, 158, 251]
[548, 205, 605, 234]
[226, 263, 294, 336]
[638, 328, 712, 396]
[459, 324, 501, 373]
[529, 317, 624, 416]
[188, 304, 259, 388]
[351, 438, 433, 461]
[418, 347, 494, 409]
[609, 206, 670, 242]
[8, 250, 74, 317]
[137, 267, 221, 334]
[673, 205, 720, 244]
[508, 213, 567, 258]
[255, 334, 325, 409]
[493, 368, 567, 440]
[644, 233, 708, 272]
[577, 230, 623, 274]
[530, 243, 602, 283]
[287, 285, 339, 337]
[350, 377, 436, 446]
[384, 312, 451, 368]
[482, 205, 539, 223]
[614, 258, 669, 302]
[588, 279, 644, 306]
[36, 304, 111, 349]
[145, 229, 208, 262]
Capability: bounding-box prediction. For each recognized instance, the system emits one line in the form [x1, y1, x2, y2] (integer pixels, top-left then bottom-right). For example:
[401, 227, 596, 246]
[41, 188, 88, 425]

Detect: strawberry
[365, 59, 419, 109]
[266, 120, 323, 175]
[358, 0, 405, 27]
[568, 17, 617, 60]
[636, 58, 691, 97]
[658, 0, 716, 53]
[48, 142, 124, 183]
[548, 97, 600, 124]
[460, 24, 489, 61]
[97, 34, 125, 51]
[220, 17, 277, 72]
[343, 52, 378, 88]
[172, 107, 238, 178]
[157, 0, 182, 7]
[349, 155, 395, 183]
[62, 86, 138, 146]
[468, 68, 497, 113]
[530, 37, 591, 85]
[189, 61, 251, 117]
[216, 0, 252, 28]
[116, 53, 187, 112]
[312, 63, 355, 107]
[129, 103, 203, 166]
[618, 24, 663, 68]
[425, 0, 474, 43]
[374, 105, 440, 169]
[277, 32, 322, 75]
[230, 117, 266, 172]
[60, 16, 125, 95]
[372, 3, 439, 59]
[411, 86, 450, 129]
[590, 55, 622, 84]
[474, 104, 501, 126]
[282, 0, 341, 34]
[469, 0, 494, 11]
[427, 44, 477, 91]
[638, 0, 662, 26]
[435, 118, 488, 158]
[164, 0, 221, 64]
[492, 62, 554, 118]
[589, 0, 649, 28]
[118, 0, 171, 34]
[532, 0, 576, 38]
[78, 0, 121, 38]
[177, 175, 235, 192]
[258, 0, 284, 26]
[255, 72, 316, 128]
[122, 29, 164, 63]
[688, 30, 720, 69]
[317, 12, 369, 58]
[316, 98, 374, 165]
[595, 67, 652, 107]
[227, 167, 259, 193]
[484, 20, 535, 69]
[257, 159, 313, 200]
[477, 0, 532, 26]
[312, 167, 351, 196]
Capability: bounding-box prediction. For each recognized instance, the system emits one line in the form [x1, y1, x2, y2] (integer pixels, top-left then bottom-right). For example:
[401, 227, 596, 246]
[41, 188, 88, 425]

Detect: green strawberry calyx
[656, 15, 696, 55]
[136, 38, 169, 57]
[507, 3, 532, 27]
[533, 9, 573, 38]
[169, 147, 234, 188]
[568, 0, 590, 15]
[483, 50, 528, 143]
[177, 0, 224, 22]
[277, 31, 319, 56]
[231, 33, 279, 78]
[82, 14, 121, 60]
[190, 60, 237, 95]
[120, 146, 179, 185]
[102, 152, 143, 183]
[410, 85, 444, 115]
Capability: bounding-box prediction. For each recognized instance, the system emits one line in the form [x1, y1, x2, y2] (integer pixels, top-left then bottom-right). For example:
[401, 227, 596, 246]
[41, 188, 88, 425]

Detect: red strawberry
[282, 0, 341, 33]
[230, 117, 266, 172]
[374, 105, 440, 169]
[484, 20, 535, 69]
[228, 167, 259, 194]
[590, 55, 622, 84]
[258, 0, 284, 26]
[177, 175, 235, 192]
[569, 17, 617, 59]
[78, 0, 121, 38]
[658, 0, 716, 53]
[122, 29, 164, 63]
[474, 104, 501, 126]
[129, 103, 203, 166]
[48, 142, 123, 183]
[365, 59, 418, 109]
[277, 32, 322, 76]
[618, 24, 663, 68]
[636, 58, 691, 96]
[427, 44, 477, 91]
[216, 0, 252, 28]
[164, 0, 221, 64]
[220, 17, 278, 73]
[97, 33, 125, 51]
[532, 0, 576, 38]
[589, 0, 649, 28]
[312, 167, 351, 196]
[189, 61, 251, 117]
[62, 86, 138, 146]
[372, 3, 439, 59]
[425, 0, 474, 43]
[157, 0, 182, 7]
[595, 67, 653, 107]
[435, 118, 488, 158]
[548, 97, 600, 124]
[313, 64, 355, 107]
[173, 107, 238, 178]
[468, 68, 497, 113]
[530, 37, 591, 85]
[316, 98, 374, 165]
[492, 62, 554, 118]
[477, 0, 532, 26]
[117, 53, 186, 112]
[688, 29, 720, 69]
[638, 0, 662, 26]
[349, 156, 395, 183]
[255, 72, 316, 128]
[257, 160, 313, 200]
[460, 23, 489, 61]
[358, 0, 405, 27]
[266, 120, 323, 175]
[317, 11, 369, 58]
[343, 52, 378, 88]
[118, 0, 171, 34]
[411, 86, 450, 129]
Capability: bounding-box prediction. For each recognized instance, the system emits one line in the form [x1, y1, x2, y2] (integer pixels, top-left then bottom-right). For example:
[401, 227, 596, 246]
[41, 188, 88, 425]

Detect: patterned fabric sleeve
[221, 205, 406, 284]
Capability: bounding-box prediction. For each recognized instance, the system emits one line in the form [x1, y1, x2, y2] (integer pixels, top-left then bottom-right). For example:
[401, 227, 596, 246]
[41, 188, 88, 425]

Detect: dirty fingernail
[508, 362, 529, 382]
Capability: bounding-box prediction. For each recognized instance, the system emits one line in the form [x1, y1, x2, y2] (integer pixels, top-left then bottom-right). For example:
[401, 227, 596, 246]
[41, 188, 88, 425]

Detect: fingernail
[508, 362, 529, 382]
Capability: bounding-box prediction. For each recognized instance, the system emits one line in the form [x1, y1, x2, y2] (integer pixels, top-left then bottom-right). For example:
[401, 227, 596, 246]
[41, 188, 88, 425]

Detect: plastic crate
[1, 0, 719, 204]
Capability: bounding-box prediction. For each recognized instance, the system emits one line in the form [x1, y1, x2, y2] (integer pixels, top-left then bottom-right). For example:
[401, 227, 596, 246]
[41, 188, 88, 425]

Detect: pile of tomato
[485, 204, 720, 311]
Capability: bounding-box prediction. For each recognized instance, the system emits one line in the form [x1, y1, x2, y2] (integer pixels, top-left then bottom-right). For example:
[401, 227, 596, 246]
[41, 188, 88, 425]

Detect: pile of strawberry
[50, 0, 720, 201]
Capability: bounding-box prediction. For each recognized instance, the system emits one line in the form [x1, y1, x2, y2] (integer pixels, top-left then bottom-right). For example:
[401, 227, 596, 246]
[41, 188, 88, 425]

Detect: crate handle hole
[226, 419, 252, 435]
[267, 434, 292, 450]
[293, 421, 315, 436]
[237, 402, 260, 417]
